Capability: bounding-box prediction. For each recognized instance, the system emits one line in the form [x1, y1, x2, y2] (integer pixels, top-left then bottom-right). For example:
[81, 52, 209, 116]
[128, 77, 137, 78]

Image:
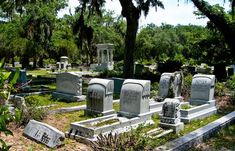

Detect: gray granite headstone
[159, 73, 173, 99]
[56, 72, 82, 96]
[159, 72, 182, 99]
[159, 98, 184, 133]
[23, 120, 65, 148]
[86, 78, 115, 115]
[190, 74, 215, 102]
[161, 98, 181, 124]
[119, 79, 151, 117]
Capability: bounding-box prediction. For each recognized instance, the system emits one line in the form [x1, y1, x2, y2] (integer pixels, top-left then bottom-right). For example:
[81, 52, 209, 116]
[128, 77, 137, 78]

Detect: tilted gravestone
[190, 74, 215, 105]
[52, 72, 84, 101]
[159, 98, 184, 133]
[119, 79, 151, 117]
[158, 72, 183, 100]
[85, 78, 115, 115]
[23, 120, 65, 148]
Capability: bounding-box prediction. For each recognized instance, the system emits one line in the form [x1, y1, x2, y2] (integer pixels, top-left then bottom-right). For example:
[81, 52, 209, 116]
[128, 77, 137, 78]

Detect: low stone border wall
[49, 99, 120, 114]
[154, 111, 235, 151]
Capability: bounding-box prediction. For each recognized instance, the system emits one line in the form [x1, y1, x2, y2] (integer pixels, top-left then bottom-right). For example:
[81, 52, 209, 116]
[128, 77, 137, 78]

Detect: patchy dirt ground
[1, 115, 93, 151]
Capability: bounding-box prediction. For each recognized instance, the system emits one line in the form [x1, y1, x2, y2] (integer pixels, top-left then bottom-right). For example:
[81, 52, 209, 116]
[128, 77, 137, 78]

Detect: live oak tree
[188, 0, 235, 80]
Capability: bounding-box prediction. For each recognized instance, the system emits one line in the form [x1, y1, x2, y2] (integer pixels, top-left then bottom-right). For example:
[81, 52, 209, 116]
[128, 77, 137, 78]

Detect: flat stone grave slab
[23, 120, 65, 148]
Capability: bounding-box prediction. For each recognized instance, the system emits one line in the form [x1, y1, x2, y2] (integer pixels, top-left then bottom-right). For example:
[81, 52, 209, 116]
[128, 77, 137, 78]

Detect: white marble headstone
[191, 74, 215, 101]
[119, 79, 151, 117]
[86, 78, 114, 115]
[159, 73, 173, 98]
[23, 120, 65, 148]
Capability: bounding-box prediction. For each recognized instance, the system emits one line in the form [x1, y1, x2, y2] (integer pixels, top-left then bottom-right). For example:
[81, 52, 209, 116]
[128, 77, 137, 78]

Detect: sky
[58, 0, 230, 27]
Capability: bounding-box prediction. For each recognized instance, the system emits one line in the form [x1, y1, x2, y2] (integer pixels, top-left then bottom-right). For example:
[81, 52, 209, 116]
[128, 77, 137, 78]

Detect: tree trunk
[12, 54, 15, 67]
[192, 0, 235, 55]
[214, 63, 227, 81]
[33, 57, 37, 69]
[38, 57, 44, 68]
[21, 57, 29, 69]
[119, 0, 140, 78]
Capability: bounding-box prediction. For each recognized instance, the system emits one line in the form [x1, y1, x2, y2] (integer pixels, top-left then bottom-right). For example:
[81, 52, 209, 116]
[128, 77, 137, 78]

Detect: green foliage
[151, 82, 159, 98]
[215, 82, 227, 97]
[225, 75, 235, 90]
[0, 58, 20, 150]
[0, 106, 13, 151]
[89, 128, 151, 150]
[181, 104, 192, 110]
[181, 74, 193, 101]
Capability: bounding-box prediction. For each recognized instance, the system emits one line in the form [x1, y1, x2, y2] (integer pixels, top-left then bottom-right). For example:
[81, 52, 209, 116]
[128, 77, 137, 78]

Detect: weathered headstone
[180, 74, 217, 123]
[23, 120, 65, 148]
[190, 74, 215, 105]
[52, 72, 85, 101]
[85, 78, 115, 115]
[159, 98, 184, 133]
[158, 72, 183, 100]
[119, 79, 151, 117]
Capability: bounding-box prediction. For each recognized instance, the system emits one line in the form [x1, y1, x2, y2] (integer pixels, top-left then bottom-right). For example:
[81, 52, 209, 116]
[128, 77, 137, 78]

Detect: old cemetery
[1, 58, 235, 150]
[1, 0, 235, 150]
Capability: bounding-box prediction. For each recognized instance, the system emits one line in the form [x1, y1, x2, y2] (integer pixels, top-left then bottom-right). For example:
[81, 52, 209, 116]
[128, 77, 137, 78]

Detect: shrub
[181, 74, 193, 101]
[18, 95, 48, 126]
[0, 106, 13, 151]
[0, 58, 19, 150]
[225, 75, 235, 91]
[215, 82, 227, 97]
[88, 129, 150, 151]
[150, 82, 159, 98]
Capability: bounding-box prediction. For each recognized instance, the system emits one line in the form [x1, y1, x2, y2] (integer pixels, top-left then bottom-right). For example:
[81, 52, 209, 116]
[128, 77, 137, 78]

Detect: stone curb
[154, 111, 235, 151]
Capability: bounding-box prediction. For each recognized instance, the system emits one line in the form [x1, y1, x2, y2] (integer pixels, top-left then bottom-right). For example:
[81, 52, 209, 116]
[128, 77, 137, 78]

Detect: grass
[191, 124, 235, 151]
[181, 104, 193, 110]
[127, 113, 223, 149]
[93, 119, 120, 127]
[27, 70, 50, 76]
[25, 94, 86, 110]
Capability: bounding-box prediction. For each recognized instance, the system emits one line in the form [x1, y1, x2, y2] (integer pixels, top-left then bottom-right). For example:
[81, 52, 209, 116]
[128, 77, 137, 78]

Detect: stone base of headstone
[159, 122, 184, 134]
[52, 92, 86, 102]
[66, 111, 155, 141]
[85, 109, 115, 116]
[180, 100, 217, 123]
[23, 120, 65, 148]
[175, 96, 183, 102]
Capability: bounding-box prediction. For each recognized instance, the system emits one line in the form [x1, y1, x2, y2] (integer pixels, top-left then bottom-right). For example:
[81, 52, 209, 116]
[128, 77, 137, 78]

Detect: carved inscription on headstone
[161, 99, 180, 124]
[86, 78, 114, 114]
[23, 120, 65, 148]
[120, 79, 150, 116]
[191, 74, 215, 101]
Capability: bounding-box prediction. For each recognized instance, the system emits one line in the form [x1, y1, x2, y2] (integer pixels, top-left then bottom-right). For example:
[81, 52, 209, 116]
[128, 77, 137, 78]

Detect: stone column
[101, 50, 104, 63]
[97, 49, 100, 64]
[110, 49, 113, 63]
[107, 50, 110, 64]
